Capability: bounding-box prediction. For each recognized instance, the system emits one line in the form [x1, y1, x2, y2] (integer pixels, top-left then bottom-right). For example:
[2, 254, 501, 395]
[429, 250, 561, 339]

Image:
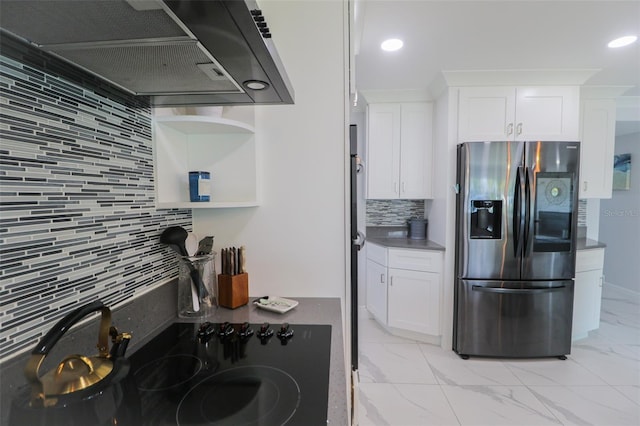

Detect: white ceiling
[353, 0, 640, 104]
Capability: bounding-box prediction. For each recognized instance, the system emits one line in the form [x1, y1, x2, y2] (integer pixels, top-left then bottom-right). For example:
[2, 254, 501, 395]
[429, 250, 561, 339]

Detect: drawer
[366, 243, 387, 266]
[388, 249, 442, 273]
[576, 248, 605, 272]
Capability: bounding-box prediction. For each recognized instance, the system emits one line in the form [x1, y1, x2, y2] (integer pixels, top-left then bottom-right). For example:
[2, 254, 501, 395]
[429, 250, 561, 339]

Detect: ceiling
[353, 0, 640, 110]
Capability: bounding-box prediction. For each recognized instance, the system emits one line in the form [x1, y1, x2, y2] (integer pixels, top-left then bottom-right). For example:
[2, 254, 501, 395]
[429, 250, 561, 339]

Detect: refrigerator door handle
[513, 166, 526, 257]
[472, 285, 568, 294]
[523, 167, 533, 256]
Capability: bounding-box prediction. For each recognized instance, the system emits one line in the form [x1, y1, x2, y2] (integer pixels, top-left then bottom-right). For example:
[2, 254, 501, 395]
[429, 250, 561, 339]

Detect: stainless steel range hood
[0, 0, 294, 106]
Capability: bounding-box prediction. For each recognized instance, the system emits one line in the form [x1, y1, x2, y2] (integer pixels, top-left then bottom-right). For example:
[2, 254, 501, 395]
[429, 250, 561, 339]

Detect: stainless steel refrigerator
[453, 141, 579, 359]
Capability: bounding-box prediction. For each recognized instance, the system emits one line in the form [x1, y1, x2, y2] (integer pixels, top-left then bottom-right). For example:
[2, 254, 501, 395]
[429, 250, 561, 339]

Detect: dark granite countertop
[366, 227, 604, 251]
[367, 236, 445, 250]
[366, 226, 445, 251]
[176, 297, 348, 426]
[577, 238, 607, 250]
[0, 281, 348, 426]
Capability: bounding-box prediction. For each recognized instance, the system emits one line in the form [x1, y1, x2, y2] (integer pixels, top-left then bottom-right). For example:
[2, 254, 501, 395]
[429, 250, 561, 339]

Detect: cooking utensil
[196, 236, 214, 255]
[185, 232, 198, 257]
[9, 300, 139, 426]
[159, 226, 189, 256]
[160, 226, 209, 299]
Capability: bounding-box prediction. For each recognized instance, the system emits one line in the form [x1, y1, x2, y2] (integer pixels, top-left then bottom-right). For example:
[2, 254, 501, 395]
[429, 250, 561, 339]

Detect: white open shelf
[153, 115, 259, 209]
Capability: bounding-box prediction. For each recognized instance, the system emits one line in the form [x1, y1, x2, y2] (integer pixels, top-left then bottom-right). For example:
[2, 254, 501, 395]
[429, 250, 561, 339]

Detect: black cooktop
[128, 322, 331, 426]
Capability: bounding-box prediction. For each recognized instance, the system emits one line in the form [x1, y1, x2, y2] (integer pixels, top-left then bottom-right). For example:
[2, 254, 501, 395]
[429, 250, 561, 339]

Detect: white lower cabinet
[388, 268, 441, 335]
[365, 258, 388, 325]
[365, 243, 443, 341]
[572, 248, 605, 340]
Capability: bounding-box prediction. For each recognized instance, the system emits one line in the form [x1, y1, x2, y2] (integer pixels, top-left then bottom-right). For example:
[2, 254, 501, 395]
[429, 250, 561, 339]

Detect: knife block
[217, 273, 249, 309]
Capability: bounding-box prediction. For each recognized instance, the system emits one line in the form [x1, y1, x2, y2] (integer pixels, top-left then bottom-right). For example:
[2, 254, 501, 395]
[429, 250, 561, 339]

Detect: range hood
[0, 0, 294, 106]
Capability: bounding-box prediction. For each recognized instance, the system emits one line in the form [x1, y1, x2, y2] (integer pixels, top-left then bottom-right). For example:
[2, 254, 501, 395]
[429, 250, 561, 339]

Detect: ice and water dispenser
[470, 200, 502, 239]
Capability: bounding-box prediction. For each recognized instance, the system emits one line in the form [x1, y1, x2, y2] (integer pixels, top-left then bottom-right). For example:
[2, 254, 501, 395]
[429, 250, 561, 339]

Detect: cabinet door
[579, 99, 616, 198]
[388, 268, 440, 335]
[515, 87, 580, 141]
[458, 87, 515, 141]
[366, 259, 388, 324]
[400, 103, 433, 198]
[573, 269, 602, 340]
[366, 104, 401, 199]
[388, 248, 442, 273]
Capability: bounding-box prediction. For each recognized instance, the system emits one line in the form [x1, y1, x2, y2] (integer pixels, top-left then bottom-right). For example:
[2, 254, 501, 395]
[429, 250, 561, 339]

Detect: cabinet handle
[583, 181, 588, 192]
[390, 276, 393, 286]
[516, 123, 523, 135]
[600, 275, 604, 287]
[380, 273, 385, 283]
[402, 182, 406, 193]
[507, 123, 514, 135]
[394, 182, 398, 194]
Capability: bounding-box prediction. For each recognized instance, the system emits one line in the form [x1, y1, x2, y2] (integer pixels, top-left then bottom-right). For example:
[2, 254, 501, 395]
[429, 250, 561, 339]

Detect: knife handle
[240, 246, 247, 273]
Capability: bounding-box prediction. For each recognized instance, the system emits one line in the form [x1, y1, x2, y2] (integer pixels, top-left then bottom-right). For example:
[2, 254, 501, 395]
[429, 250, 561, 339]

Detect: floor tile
[593, 319, 640, 345]
[355, 284, 640, 426]
[570, 344, 640, 386]
[419, 343, 523, 386]
[359, 342, 438, 384]
[358, 382, 459, 426]
[359, 316, 417, 344]
[613, 385, 640, 405]
[505, 357, 609, 386]
[529, 385, 640, 426]
[441, 385, 561, 425]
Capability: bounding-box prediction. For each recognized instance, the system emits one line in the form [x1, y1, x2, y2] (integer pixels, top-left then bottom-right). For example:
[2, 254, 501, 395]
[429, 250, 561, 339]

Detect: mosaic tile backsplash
[366, 199, 426, 226]
[578, 199, 587, 227]
[367, 200, 587, 227]
[0, 36, 191, 361]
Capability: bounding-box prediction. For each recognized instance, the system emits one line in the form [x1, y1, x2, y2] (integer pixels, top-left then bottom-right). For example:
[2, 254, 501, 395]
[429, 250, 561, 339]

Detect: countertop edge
[576, 238, 607, 250]
[367, 237, 445, 251]
[367, 235, 604, 252]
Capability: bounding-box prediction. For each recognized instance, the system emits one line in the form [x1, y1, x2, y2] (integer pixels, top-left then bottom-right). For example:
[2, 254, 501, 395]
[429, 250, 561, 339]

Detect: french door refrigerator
[454, 141, 580, 359]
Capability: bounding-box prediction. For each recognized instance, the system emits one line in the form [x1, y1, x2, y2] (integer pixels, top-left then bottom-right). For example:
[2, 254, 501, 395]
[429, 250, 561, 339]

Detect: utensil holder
[217, 273, 249, 309]
[178, 253, 217, 318]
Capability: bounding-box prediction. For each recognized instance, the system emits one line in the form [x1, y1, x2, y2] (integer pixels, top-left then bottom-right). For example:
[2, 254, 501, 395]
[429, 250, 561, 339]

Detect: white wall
[193, 1, 348, 299]
[431, 88, 458, 350]
[599, 132, 640, 294]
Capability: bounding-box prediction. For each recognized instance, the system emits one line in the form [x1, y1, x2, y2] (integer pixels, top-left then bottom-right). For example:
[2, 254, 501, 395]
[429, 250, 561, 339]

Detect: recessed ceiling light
[607, 35, 637, 48]
[381, 38, 403, 52]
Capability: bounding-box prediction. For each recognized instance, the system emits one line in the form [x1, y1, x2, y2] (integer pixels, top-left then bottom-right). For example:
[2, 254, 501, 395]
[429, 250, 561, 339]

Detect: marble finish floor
[356, 284, 640, 425]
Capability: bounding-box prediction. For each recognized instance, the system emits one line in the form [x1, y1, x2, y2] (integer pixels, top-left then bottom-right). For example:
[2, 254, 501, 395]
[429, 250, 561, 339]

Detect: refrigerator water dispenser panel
[470, 200, 502, 239]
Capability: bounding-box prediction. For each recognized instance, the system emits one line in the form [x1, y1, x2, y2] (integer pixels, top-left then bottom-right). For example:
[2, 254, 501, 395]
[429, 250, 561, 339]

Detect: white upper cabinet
[400, 103, 434, 198]
[366, 102, 433, 199]
[458, 86, 580, 141]
[579, 98, 616, 199]
[366, 103, 401, 199]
